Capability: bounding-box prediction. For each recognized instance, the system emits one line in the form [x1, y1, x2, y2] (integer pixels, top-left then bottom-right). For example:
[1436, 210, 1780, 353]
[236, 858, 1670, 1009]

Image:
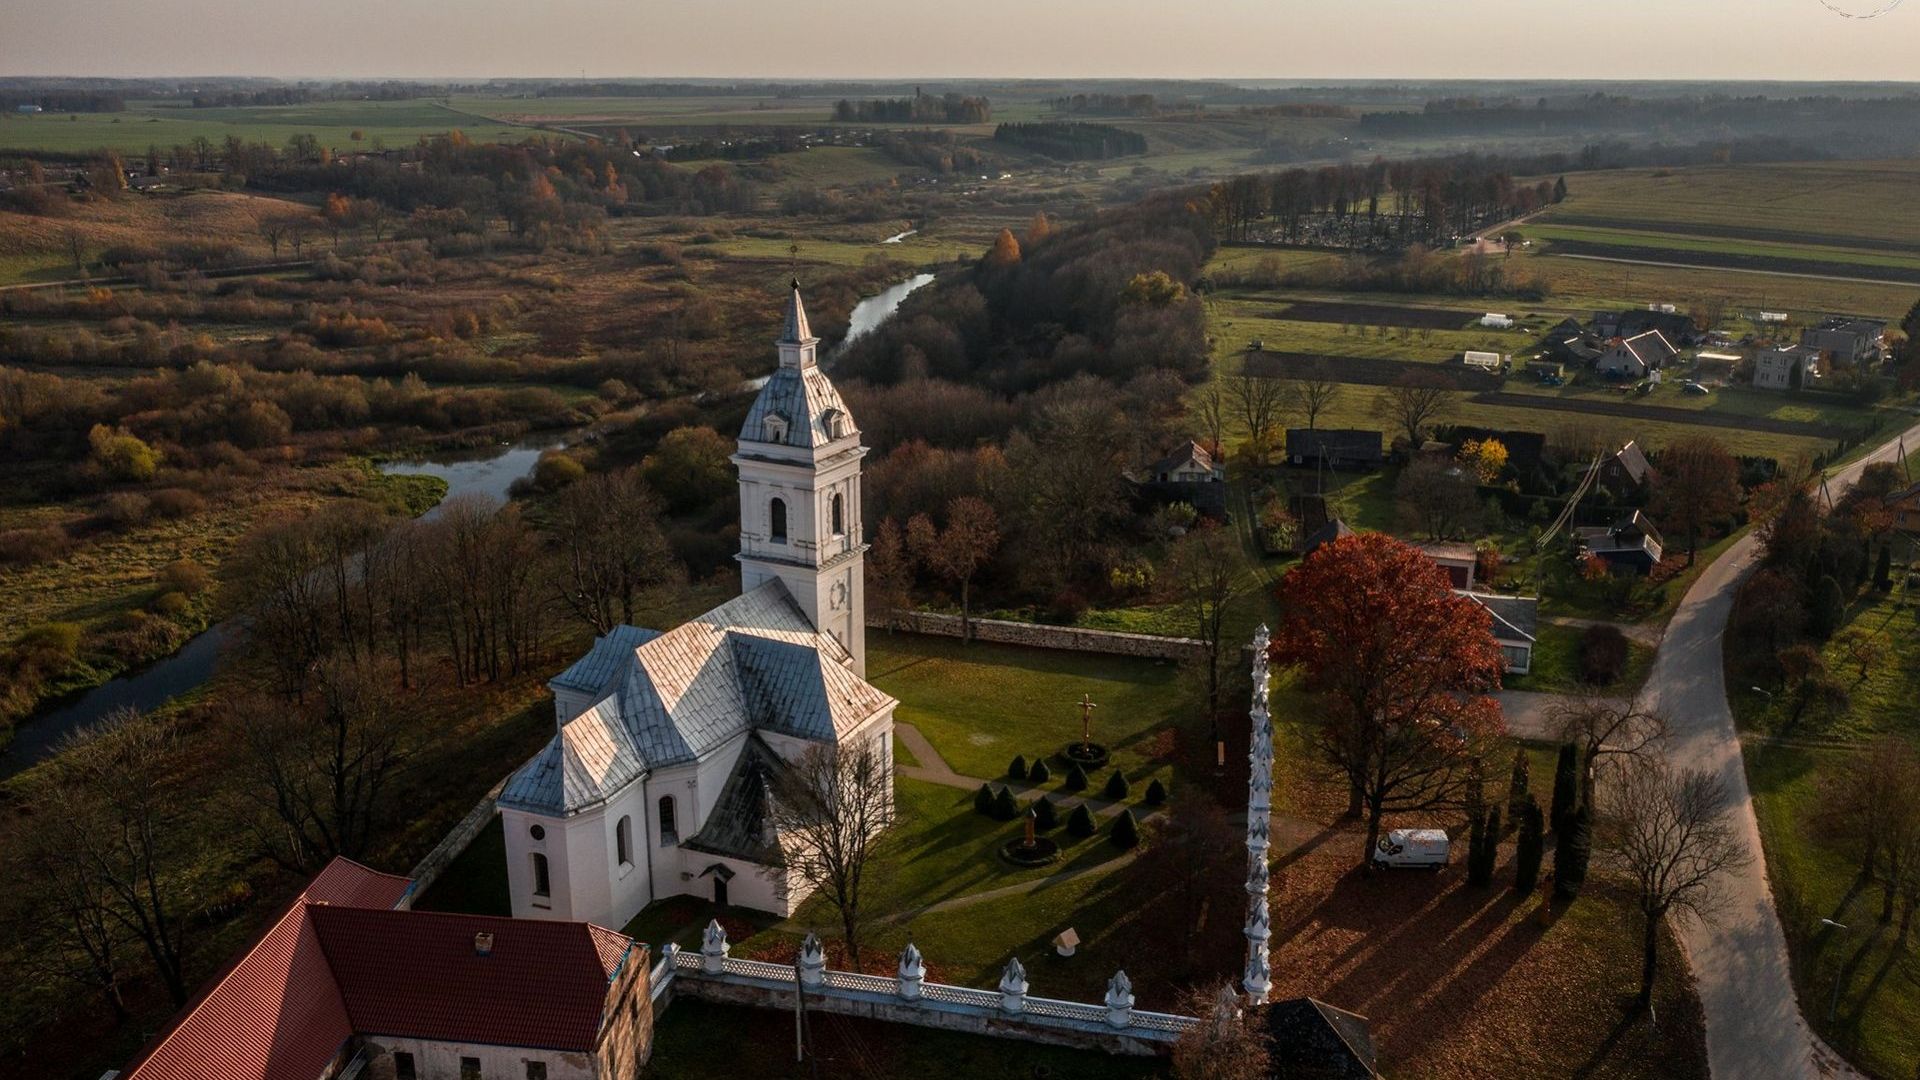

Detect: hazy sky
[2, 0, 1913, 81]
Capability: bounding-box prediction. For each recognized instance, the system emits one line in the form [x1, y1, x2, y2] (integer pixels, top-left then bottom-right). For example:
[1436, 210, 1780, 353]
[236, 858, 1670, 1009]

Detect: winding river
[0, 275, 933, 779]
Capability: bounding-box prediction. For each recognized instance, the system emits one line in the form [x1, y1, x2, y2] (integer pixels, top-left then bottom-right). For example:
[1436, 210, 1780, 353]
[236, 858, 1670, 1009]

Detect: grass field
[1536, 162, 1920, 250]
[0, 99, 530, 155]
[0, 188, 311, 284]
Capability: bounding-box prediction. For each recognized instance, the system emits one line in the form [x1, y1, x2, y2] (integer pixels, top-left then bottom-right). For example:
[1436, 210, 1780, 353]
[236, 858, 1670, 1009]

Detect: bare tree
[548, 468, 679, 635]
[907, 496, 1000, 643]
[33, 709, 197, 1005]
[1193, 381, 1230, 459]
[764, 740, 892, 965]
[1374, 371, 1452, 450]
[1167, 520, 1242, 718]
[1599, 760, 1748, 1010]
[1226, 373, 1288, 462]
[1282, 375, 1341, 433]
[864, 517, 915, 632]
[1395, 457, 1478, 540]
[1815, 738, 1920, 924]
[1550, 693, 1670, 779]
[1171, 982, 1271, 1080]
[234, 656, 405, 870]
[17, 825, 132, 1019]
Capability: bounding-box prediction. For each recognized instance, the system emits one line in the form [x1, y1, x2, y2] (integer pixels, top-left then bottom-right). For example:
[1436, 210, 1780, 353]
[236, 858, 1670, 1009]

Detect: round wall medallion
[530, 824, 546, 841]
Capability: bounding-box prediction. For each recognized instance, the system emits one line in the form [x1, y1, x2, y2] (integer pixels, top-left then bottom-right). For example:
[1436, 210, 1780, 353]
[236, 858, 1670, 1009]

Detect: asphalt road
[1652, 419, 1919, 1080]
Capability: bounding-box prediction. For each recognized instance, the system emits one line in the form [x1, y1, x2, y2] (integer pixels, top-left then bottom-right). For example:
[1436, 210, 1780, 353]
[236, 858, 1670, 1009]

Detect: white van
[1373, 828, 1450, 869]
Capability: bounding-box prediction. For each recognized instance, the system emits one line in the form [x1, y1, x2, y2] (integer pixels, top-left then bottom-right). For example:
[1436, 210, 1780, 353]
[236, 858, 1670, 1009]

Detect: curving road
[1652, 419, 1918, 1080]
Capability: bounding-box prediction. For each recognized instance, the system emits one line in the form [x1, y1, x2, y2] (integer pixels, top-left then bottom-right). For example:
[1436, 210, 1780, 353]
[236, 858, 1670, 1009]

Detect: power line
[1813, 0, 1907, 17]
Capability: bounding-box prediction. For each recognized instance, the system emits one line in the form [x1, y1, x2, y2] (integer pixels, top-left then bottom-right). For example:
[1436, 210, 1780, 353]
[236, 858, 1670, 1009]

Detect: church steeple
[777, 279, 818, 371]
[733, 283, 868, 675]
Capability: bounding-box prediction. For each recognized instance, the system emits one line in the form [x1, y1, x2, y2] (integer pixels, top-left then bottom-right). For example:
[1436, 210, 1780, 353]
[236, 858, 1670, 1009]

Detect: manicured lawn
[867, 634, 1190, 787]
[1506, 623, 1655, 695]
[644, 998, 1167, 1080]
[1739, 582, 1920, 739]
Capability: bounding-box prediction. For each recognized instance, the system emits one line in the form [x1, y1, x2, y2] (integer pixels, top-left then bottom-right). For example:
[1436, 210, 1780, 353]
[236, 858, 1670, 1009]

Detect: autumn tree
[1375, 371, 1452, 450]
[1600, 760, 1747, 1010]
[548, 467, 678, 634]
[986, 227, 1022, 267]
[1167, 520, 1243, 718]
[907, 496, 1000, 642]
[641, 425, 735, 513]
[1022, 211, 1054, 247]
[865, 517, 915, 631]
[765, 740, 892, 965]
[1227, 372, 1288, 463]
[1650, 436, 1741, 563]
[1456, 438, 1508, 484]
[1272, 533, 1507, 866]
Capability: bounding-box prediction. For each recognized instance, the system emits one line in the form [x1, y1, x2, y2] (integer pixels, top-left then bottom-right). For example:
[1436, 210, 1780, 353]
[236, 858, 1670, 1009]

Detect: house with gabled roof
[1598, 439, 1653, 496]
[1594, 330, 1677, 380]
[1456, 591, 1539, 674]
[499, 284, 898, 930]
[1577, 510, 1666, 574]
[119, 858, 654, 1080]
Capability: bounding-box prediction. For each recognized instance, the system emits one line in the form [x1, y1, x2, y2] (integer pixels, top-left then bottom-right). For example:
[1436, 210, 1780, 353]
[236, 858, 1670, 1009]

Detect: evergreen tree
[1145, 778, 1168, 806]
[1506, 749, 1530, 828]
[1466, 808, 1490, 887]
[1008, 754, 1028, 781]
[1110, 808, 1140, 849]
[1549, 742, 1580, 835]
[1028, 758, 1052, 784]
[1064, 761, 1089, 791]
[1553, 175, 1568, 203]
[974, 782, 994, 816]
[1033, 796, 1058, 830]
[1103, 770, 1130, 800]
[1513, 797, 1544, 895]
[993, 786, 1019, 821]
[1810, 575, 1845, 641]
[1875, 544, 1893, 592]
[1554, 803, 1592, 901]
[1068, 803, 1097, 838]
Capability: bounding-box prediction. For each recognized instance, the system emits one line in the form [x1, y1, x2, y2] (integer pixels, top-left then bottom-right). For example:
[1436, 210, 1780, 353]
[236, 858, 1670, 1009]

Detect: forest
[991, 122, 1147, 161]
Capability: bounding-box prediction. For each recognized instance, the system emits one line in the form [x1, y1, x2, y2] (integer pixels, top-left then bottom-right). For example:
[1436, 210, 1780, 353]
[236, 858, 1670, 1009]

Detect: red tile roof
[122, 858, 412, 1080]
[308, 906, 638, 1052]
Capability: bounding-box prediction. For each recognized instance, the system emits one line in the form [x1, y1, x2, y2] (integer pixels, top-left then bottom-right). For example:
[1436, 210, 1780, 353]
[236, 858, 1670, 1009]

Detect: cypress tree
[1876, 544, 1893, 592]
[1554, 803, 1592, 901]
[1810, 575, 1845, 641]
[1008, 755, 1028, 781]
[1033, 796, 1058, 831]
[974, 782, 994, 816]
[1549, 742, 1580, 835]
[1110, 809, 1140, 849]
[1145, 778, 1168, 806]
[1466, 809, 1490, 887]
[1506, 749, 1530, 828]
[993, 786, 1019, 821]
[1028, 758, 1052, 784]
[1064, 761, 1089, 792]
[1103, 770, 1130, 800]
[1068, 803, 1097, 838]
[1513, 797, 1544, 895]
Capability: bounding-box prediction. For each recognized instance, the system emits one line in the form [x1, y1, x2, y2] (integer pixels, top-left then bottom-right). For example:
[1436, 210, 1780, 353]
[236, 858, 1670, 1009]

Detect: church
[498, 283, 898, 929]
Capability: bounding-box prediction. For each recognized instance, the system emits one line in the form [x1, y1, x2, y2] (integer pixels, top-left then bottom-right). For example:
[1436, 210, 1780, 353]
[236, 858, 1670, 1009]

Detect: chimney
[473, 932, 494, 957]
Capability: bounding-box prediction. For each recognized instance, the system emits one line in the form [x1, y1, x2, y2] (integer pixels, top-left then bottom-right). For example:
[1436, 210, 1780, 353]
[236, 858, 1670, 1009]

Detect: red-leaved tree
[1271, 532, 1507, 868]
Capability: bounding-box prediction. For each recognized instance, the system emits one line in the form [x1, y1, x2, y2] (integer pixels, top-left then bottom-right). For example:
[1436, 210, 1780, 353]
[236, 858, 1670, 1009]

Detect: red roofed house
[120, 858, 652, 1080]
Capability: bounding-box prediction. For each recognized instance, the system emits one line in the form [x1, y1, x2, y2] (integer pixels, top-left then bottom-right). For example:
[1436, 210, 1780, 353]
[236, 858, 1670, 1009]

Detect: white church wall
[561, 804, 614, 924]
[503, 806, 576, 922]
[363, 1037, 595, 1080]
[600, 780, 654, 931]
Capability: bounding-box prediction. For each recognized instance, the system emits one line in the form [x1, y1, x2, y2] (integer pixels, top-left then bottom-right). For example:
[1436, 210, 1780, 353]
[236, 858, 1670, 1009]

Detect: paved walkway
[894, 722, 1147, 821]
[1656, 422, 1920, 1080]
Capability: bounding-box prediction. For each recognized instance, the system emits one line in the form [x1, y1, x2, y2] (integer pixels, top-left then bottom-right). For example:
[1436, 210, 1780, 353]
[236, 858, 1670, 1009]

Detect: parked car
[1682, 381, 1711, 395]
[1373, 828, 1450, 869]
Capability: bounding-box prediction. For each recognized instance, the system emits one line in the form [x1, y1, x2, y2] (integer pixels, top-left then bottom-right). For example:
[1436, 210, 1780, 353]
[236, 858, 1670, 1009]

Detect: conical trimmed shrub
[1033, 796, 1058, 831]
[1513, 797, 1544, 896]
[1064, 762, 1089, 792]
[1008, 755, 1028, 781]
[1028, 758, 1052, 784]
[993, 786, 1019, 821]
[1110, 809, 1140, 849]
[974, 783, 994, 816]
[1068, 803, 1096, 838]
[1554, 804, 1592, 901]
[1145, 778, 1167, 806]
[1103, 770, 1130, 800]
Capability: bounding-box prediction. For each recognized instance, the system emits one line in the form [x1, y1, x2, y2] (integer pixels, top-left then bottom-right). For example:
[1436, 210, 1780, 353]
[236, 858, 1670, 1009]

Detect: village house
[1146, 439, 1222, 483]
[1594, 330, 1677, 380]
[1800, 315, 1886, 367]
[1416, 541, 1479, 589]
[118, 859, 653, 1080]
[1592, 306, 1700, 348]
[1457, 591, 1539, 675]
[1753, 344, 1820, 391]
[1287, 428, 1384, 470]
[496, 284, 897, 931]
[1597, 439, 1653, 497]
[1133, 439, 1228, 519]
[1577, 510, 1666, 574]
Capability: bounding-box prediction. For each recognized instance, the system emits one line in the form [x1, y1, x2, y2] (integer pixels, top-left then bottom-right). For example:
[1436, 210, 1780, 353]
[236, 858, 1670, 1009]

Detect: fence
[651, 922, 1198, 1057]
[872, 610, 1207, 663]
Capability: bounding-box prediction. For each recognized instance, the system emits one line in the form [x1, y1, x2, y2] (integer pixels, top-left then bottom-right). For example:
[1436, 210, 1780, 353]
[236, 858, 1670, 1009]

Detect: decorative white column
[1243, 624, 1275, 1005]
[1105, 970, 1135, 1028]
[897, 941, 925, 1000]
[797, 932, 825, 989]
[998, 957, 1029, 1013]
[701, 919, 730, 974]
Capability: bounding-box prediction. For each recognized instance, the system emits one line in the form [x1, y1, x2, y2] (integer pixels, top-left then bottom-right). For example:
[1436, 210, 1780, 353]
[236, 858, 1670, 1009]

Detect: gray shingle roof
[499, 581, 896, 817]
[1458, 592, 1538, 644]
[549, 625, 661, 694]
[680, 734, 786, 865]
[739, 365, 858, 449]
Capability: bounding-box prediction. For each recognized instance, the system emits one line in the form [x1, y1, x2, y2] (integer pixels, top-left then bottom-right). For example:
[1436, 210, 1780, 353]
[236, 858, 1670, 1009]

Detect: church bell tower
[732, 281, 869, 675]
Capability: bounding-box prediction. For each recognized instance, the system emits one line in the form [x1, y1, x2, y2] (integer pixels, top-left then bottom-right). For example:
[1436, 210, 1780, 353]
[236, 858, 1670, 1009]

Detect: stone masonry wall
[872, 612, 1207, 662]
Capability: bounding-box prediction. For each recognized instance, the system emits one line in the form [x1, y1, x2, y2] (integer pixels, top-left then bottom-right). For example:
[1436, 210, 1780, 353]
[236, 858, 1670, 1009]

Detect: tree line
[991, 122, 1147, 161]
[833, 92, 991, 124]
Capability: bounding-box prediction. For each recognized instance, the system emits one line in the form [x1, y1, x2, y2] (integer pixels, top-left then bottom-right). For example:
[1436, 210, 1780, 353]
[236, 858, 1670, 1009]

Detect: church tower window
[658, 796, 679, 845]
[531, 853, 550, 898]
[616, 816, 632, 867]
[831, 493, 844, 536]
[769, 498, 788, 544]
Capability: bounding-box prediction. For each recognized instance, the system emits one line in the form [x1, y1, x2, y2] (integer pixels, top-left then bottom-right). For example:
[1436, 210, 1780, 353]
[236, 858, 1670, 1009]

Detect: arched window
[615, 815, 632, 867]
[531, 853, 551, 898]
[831, 493, 844, 536]
[769, 497, 788, 544]
[658, 796, 679, 845]
[763, 414, 788, 443]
